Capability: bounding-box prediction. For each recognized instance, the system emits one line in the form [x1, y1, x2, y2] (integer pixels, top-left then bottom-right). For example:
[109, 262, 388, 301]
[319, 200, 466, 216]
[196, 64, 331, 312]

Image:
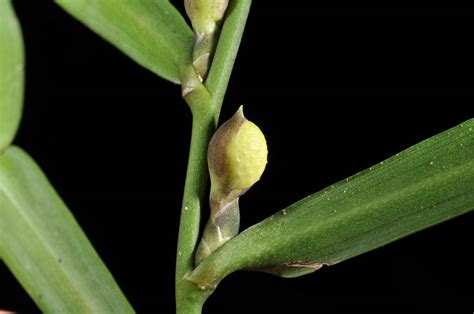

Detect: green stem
[206, 0, 252, 123]
[175, 99, 214, 283]
[175, 279, 212, 314]
[175, 0, 252, 312]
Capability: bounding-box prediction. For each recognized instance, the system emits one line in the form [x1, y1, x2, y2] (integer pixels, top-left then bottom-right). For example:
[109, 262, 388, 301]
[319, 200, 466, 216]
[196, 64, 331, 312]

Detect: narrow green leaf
[55, 0, 194, 84]
[0, 0, 24, 152]
[0, 146, 133, 312]
[191, 119, 474, 285]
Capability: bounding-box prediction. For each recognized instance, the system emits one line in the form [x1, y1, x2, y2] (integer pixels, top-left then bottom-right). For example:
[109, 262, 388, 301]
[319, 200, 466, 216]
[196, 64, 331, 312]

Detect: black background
[1, 1, 474, 313]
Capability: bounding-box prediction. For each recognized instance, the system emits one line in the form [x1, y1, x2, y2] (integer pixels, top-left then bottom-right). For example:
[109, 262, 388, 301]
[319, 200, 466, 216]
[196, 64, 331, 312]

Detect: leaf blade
[0, 146, 133, 312]
[0, 0, 24, 152]
[192, 119, 474, 283]
[55, 0, 194, 84]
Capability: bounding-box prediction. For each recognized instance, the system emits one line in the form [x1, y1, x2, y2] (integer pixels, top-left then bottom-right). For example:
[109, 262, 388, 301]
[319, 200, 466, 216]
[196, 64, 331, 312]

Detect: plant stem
[175, 279, 212, 314]
[175, 97, 214, 282]
[205, 0, 252, 123]
[175, 0, 252, 312]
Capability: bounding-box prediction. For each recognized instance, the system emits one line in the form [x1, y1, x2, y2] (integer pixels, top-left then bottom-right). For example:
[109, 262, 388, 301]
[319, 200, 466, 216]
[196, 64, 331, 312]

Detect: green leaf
[55, 0, 194, 84]
[0, 0, 24, 152]
[190, 119, 474, 285]
[0, 146, 133, 312]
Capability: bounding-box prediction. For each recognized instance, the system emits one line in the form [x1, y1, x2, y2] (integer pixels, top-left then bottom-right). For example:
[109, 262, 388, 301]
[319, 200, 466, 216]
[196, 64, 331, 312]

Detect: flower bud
[195, 106, 267, 265]
[208, 105, 268, 205]
[184, 0, 229, 34]
[184, 0, 230, 80]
